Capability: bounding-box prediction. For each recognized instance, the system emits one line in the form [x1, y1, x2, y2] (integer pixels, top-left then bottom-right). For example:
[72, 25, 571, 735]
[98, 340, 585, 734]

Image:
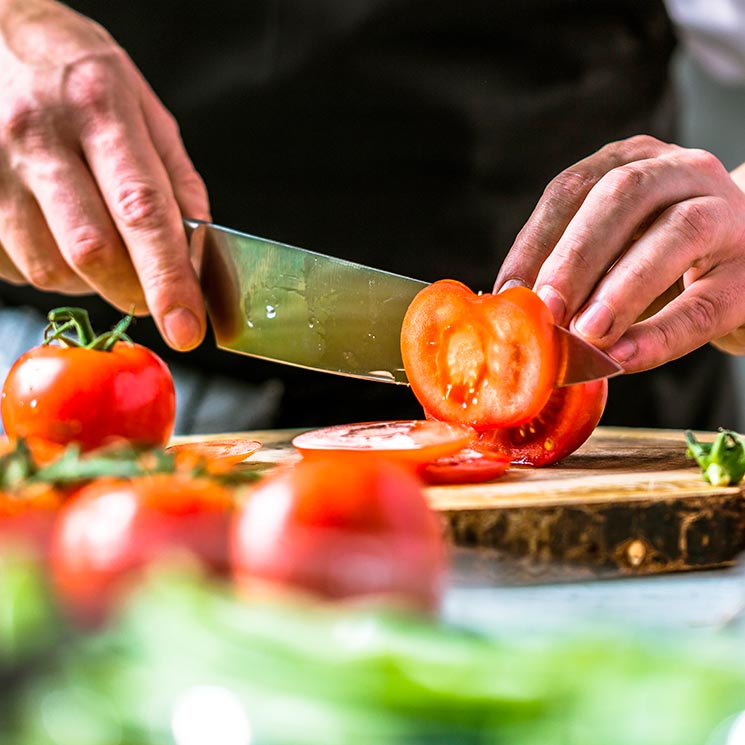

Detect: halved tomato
[401, 280, 558, 430]
[292, 420, 475, 467]
[478, 379, 608, 466]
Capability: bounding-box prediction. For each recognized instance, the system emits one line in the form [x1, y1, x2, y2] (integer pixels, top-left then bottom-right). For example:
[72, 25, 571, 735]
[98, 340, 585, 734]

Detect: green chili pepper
[685, 429, 745, 486]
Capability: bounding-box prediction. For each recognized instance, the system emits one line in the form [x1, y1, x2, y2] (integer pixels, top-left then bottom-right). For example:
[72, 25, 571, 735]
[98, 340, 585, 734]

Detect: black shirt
[3, 0, 737, 429]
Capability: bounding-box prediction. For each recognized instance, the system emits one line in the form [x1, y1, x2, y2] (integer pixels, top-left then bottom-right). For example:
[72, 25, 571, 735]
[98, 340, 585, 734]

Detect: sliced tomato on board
[418, 448, 510, 485]
[478, 379, 608, 467]
[401, 280, 559, 430]
[292, 420, 475, 467]
[166, 438, 263, 472]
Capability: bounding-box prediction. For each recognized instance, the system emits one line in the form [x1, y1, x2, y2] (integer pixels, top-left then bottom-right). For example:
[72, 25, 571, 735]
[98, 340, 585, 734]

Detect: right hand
[0, 0, 210, 350]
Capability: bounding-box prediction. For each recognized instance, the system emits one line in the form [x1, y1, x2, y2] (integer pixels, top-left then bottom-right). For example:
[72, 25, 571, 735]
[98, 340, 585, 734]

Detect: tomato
[401, 280, 558, 430]
[231, 455, 446, 612]
[419, 448, 510, 485]
[166, 438, 263, 472]
[50, 473, 233, 625]
[478, 379, 608, 466]
[1, 308, 175, 452]
[292, 420, 475, 467]
[0, 485, 62, 556]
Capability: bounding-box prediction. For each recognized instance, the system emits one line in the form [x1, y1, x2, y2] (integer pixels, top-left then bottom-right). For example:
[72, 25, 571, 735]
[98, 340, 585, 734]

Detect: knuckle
[543, 169, 597, 208]
[111, 180, 169, 230]
[669, 200, 720, 251]
[681, 147, 725, 176]
[23, 262, 71, 292]
[63, 228, 115, 274]
[62, 54, 124, 119]
[0, 101, 49, 148]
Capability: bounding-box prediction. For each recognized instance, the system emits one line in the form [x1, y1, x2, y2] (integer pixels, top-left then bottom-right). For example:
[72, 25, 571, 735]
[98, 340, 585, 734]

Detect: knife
[184, 219, 623, 387]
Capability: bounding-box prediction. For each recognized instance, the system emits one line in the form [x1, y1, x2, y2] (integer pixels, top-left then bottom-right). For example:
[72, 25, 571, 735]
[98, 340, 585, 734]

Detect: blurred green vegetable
[0, 558, 743, 745]
[686, 429, 745, 486]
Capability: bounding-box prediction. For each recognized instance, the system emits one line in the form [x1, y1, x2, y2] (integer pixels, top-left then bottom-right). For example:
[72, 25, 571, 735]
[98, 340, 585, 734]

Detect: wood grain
[176, 426, 745, 582]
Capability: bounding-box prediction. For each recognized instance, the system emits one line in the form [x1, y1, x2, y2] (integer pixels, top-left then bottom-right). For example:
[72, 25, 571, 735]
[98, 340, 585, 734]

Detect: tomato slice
[419, 448, 510, 485]
[401, 280, 558, 430]
[166, 438, 263, 469]
[292, 420, 475, 466]
[478, 379, 608, 466]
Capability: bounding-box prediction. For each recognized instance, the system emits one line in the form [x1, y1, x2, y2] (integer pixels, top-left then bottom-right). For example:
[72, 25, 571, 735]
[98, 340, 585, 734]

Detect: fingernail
[607, 337, 636, 365]
[574, 302, 614, 339]
[163, 306, 203, 350]
[496, 278, 528, 293]
[536, 285, 566, 323]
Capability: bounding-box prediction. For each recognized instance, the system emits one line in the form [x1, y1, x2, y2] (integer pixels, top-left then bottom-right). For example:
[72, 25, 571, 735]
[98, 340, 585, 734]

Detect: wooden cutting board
[188, 426, 745, 583]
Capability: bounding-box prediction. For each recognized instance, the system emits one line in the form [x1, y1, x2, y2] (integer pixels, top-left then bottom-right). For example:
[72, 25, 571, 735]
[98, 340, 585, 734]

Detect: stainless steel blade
[185, 219, 427, 384]
[185, 219, 623, 388]
[554, 325, 624, 387]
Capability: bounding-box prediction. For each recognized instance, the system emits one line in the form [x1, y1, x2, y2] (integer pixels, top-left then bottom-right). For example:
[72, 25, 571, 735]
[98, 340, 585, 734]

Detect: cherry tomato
[231, 455, 446, 612]
[419, 448, 510, 485]
[292, 420, 475, 467]
[401, 280, 558, 430]
[50, 474, 233, 625]
[478, 379, 608, 466]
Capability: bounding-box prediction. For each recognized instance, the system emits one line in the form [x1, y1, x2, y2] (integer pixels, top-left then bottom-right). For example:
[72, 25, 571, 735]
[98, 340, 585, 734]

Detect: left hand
[494, 134, 745, 372]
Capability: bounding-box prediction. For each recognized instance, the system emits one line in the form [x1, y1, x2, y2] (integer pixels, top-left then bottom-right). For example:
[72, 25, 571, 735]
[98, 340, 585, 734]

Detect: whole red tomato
[1, 308, 175, 451]
[231, 455, 446, 612]
[478, 379, 608, 466]
[50, 473, 233, 626]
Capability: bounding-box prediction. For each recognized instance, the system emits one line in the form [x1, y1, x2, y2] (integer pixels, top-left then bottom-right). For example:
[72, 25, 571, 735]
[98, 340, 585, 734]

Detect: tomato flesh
[401, 281, 558, 430]
[231, 454, 446, 612]
[478, 379, 608, 466]
[292, 420, 475, 467]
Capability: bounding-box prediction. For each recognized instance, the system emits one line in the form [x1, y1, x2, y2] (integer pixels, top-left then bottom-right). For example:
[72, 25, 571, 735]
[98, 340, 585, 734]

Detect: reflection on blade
[186, 219, 427, 384]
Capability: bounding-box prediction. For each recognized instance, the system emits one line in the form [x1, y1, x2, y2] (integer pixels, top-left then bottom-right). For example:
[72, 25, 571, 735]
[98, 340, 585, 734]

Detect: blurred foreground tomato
[50, 474, 233, 626]
[0, 485, 62, 557]
[1, 307, 175, 452]
[231, 456, 446, 612]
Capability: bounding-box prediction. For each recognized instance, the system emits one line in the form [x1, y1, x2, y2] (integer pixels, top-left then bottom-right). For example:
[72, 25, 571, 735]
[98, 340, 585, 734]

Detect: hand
[0, 0, 210, 350]
[494, 135, 745, 372]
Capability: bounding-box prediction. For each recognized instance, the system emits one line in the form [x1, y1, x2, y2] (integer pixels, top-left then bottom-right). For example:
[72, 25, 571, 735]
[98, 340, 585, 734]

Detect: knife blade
[184, 219, 623, 387]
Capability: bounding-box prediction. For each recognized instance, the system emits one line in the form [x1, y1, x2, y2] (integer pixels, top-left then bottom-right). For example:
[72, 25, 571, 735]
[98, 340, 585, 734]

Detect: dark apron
[3, 0, 737, 430]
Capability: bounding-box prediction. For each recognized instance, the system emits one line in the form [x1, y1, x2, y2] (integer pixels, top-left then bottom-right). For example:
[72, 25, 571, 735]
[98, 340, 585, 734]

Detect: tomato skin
[419, 448, 510, 485]
[478, 379, 608, 466]
[401, 280, 558, 430]
[1, 341, 176, 452]
[50, 474, 233, 626]
[0, 486, 63, 557]
[231, 455, 446, 612]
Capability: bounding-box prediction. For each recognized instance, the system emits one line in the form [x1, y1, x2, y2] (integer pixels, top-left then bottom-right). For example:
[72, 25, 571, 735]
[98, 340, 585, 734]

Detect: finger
[604, 268, 745, 372]
[141, 90, 211, 222]
[570, 195, 731, 345]
[20, 147, 148, 311]
[0, 189, 91, 293]
[530, 149, 723, 324]
[78, 76, 206, 350]
[495, 135, 672, 293]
